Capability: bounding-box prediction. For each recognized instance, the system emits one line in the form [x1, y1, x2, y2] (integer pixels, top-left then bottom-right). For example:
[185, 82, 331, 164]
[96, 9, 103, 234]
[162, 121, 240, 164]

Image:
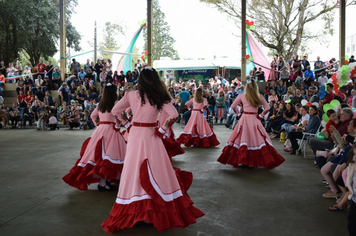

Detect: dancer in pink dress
[217, 78, 285, 169]
[102, 67, 204, 233]
[177, 87, 220, 148]
[63, 84, 126, 191]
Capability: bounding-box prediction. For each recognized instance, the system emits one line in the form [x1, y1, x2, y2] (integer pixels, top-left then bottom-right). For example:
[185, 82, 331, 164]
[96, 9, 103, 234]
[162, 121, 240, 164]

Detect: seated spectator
[0, 71, 5, 89]
[320, 109, 340, 140]
[68, 81, 77, 100]
[36, 102, 47, 130]
[51, 68, 61, 89]
[279, 67, 289, 86]
[25, 90, 34, 105]
[303, 66, 315, 86]
[24, 76, 34, 95]
[17, 90, 26, 105]
[44, 91, 54, 106]
[76, 88, 86, 106]
[32, 75, 43, 95]
[270, 102, 297, 138]
[83, 69, 94, 89]
[118, 70, 125, 86]
[31, 100, 40, 121]
[0, 104, 9, 129]
[71, 100, 83, 115]
[276, 80, 286, 99]
[308, 107, 353, 157]
[350, 90, 356, 107]
[79, 110, 94, 130]
[66, 72, 77, 87]
[59, 101, 69, 125]
[321, 119, 356, 199]
[291, 89, 303, 105]
[22, 102, 34, 128]
[322, 83, 335, 104]
[99, 70, 107, 88]
[88, 80, 98, 98]
[286, 105, 321, 154]
[77, 68, 86, 82]
[318, 72, 328, 86]
[9, 102, 21, 128]
[266, 102, 286, 132]
[83, 90, 92, 110]
[281, 103, 302, 136]
[288, 82, 297, 94]
[268, 90, 279, 103]
[48, 112, 58, 130]
[112, 71, 120, 85]
[67, 109, 80, 130]
[256, 67, 265, 82]
[293, 67, 303, 88]
[42, 76, 52, 92]
[59, 83, 69, 104]
[35, 87, 45, 102]
[16, 77, 25, 95]
[76, 82, 86, 93]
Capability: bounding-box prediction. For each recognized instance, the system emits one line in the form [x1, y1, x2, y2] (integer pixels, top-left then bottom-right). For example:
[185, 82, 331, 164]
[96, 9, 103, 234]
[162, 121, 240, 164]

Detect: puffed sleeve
[185, 98, 194, 108]
[112, 92, 131, 125]
[155, 102, 178, 138]
[203, 98, 208, 107]
[231, 94, 242, 113]
[90, 107, 99, 126]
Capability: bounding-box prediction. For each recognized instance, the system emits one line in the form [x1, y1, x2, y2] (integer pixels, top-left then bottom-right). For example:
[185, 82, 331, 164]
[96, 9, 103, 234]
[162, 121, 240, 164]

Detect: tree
[200, 0, 338, 60]
[143, 0, 180, 60]
[99, 22, 125, 59]
[0, 0, 81, 65]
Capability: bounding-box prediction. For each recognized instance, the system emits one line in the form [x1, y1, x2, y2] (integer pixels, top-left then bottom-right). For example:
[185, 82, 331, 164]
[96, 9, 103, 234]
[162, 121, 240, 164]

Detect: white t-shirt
[106, 63, 112, 72]
[301, 113, 310, 125]
[318, 76, 328, 85]
[35, 79, 43, 87]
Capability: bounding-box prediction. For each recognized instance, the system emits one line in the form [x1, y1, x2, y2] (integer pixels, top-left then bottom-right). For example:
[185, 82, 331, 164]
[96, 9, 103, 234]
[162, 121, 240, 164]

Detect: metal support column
[241, 0, 246, 82]
[339, 0, 346, 66]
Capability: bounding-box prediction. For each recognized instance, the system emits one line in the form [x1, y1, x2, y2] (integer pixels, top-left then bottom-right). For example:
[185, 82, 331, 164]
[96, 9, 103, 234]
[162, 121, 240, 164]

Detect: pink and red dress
[101, 91, 204, 233]
[217, 94, 285, 169]
[62, 108, 126, 190]
[177, 98, 220, 148]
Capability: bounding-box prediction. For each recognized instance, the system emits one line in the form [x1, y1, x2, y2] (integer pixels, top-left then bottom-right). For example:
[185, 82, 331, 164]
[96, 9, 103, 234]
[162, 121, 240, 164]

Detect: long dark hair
[137, 67, 171, 110]
[97, 84, 117, 112]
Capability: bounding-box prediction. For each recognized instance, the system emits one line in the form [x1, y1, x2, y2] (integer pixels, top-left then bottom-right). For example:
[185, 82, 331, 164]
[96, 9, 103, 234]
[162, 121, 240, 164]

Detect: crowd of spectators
[0, 57, 142, 130]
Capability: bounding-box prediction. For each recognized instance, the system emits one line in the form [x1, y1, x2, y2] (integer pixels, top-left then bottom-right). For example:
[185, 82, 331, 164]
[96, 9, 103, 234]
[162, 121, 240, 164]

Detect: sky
[62, 0, 356, 65]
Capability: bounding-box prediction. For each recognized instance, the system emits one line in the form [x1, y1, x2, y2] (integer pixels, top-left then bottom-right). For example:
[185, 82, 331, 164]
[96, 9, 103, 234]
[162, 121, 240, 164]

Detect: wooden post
[147, 0, 153, 66]
[60, 0, 66, 82]
[339, 0, 346, 66]
[241, 0, 246, 82]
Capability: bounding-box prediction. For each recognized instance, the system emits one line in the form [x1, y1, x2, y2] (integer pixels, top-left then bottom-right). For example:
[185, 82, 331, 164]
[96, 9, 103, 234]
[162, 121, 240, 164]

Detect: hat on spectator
[80, 88, 84, 90]
[351, 55, 354, 58]
[89, 80, 94, 84]
[231, 86, 236, 88]
[70, 100, 75, 103]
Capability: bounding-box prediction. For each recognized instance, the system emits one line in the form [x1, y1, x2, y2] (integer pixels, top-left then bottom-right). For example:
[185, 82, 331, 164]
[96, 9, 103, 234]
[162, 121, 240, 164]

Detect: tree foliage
[0, 0, 81, 65]
[99, 22, 125, 59]
[143, 0, 180, 60]
[200, 0, 338, 60]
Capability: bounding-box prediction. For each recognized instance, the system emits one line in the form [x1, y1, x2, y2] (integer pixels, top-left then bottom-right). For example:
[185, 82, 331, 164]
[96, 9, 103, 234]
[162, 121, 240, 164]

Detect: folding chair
[297, 123, 322, 158]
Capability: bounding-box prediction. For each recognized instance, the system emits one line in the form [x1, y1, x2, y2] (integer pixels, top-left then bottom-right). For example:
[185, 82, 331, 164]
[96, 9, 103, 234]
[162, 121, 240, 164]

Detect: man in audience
[303, 66, 315, 86]
[301, 55, 310, 72]
[70, 58, 81, 78]
[37, 59, 46, 79]
[22, 102, 34, 128]
[35, 87, 45, 102]
[308, 107, 352, 156]
[317, 72, 328, 86]
[322, 83, 335, 104]
[83, 59, 91, 74]
[76, 88, 86, 106]
[68, 81, 77, 101]
[52, 67, 61, 89]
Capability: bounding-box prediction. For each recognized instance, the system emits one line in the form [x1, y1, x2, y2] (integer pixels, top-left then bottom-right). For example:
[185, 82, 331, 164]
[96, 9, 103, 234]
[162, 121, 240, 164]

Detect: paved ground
[0, 125, 349, 236]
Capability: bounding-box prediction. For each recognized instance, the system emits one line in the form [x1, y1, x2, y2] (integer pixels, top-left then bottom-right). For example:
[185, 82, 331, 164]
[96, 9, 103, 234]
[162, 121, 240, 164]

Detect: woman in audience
[216, 89, 226, 123]
[25, 90, 34, 105]
[268, 90, 279, 103]
[265, 101, 286, 133]
[59, 101, 69, 125]
[63, 83, 126, 191]
[16, 77, 25, 95]
[270, 102, 297, 138]
[286, 105, 321, 155]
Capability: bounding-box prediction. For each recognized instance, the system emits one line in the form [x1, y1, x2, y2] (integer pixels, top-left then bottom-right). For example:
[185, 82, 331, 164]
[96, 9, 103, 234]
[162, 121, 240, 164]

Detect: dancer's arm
[90, 107, 99, 126]
[111, 92, 131, 125]
[155, 102, 178, 138]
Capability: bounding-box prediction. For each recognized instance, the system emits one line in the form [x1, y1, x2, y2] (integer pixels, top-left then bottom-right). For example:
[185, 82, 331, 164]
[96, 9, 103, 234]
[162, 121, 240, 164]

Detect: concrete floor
[0, 125, 348, 236]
